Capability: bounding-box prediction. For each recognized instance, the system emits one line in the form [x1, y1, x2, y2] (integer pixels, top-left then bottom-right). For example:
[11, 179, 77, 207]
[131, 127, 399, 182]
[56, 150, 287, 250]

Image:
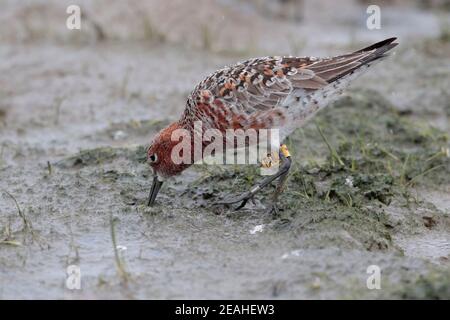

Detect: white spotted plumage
[180, 38, 398, 139]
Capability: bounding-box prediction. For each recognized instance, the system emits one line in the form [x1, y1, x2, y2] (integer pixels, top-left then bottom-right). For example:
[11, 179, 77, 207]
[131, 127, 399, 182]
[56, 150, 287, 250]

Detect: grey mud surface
[0, 0, 449, 299]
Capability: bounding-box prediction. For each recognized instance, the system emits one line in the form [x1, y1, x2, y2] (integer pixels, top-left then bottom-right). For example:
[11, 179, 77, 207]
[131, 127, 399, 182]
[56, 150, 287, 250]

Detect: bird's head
[146, 122, 191, 206]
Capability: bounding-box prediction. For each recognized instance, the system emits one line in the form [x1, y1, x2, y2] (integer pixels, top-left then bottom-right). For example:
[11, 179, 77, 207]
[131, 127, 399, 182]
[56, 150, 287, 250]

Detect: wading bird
[146, 38, 398, 211]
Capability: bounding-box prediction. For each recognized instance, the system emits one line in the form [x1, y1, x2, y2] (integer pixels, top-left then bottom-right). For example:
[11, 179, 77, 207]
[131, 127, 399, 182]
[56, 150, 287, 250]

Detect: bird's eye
[148, 153, 158, 164]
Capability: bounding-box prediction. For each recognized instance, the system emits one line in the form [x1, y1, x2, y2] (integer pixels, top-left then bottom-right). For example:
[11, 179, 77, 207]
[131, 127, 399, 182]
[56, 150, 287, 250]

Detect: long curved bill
[148, 176, 163, 206]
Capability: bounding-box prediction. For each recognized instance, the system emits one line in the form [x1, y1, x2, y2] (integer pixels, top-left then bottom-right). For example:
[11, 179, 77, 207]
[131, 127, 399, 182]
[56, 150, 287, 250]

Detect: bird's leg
[217, 144, 292, 211]
[266, 160, 291, 215]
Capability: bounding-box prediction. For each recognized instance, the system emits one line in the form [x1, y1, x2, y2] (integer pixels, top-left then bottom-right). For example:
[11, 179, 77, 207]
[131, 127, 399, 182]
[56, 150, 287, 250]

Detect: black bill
[147, 176, 163, 206]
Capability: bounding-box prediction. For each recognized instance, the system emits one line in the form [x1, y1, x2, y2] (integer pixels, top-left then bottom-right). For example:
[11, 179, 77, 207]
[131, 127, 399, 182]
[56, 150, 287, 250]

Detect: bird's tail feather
[326, 37, 398, 83]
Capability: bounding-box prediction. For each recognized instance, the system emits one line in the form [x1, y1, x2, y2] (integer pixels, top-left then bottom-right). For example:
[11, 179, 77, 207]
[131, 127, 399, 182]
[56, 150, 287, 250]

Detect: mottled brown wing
[187, 56, 327, 116]
[183, 38, 398, 130]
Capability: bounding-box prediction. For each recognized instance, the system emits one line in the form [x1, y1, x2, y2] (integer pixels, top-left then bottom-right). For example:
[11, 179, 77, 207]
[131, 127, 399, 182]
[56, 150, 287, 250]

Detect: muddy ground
[0, 0, 449, 299]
